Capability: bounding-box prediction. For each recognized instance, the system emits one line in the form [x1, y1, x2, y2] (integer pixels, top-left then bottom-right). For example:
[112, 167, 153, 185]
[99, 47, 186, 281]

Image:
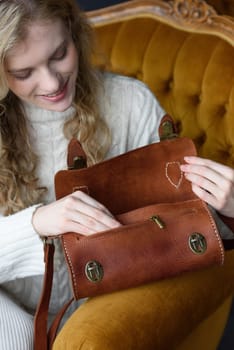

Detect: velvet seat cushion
[53, 250, 234, 350]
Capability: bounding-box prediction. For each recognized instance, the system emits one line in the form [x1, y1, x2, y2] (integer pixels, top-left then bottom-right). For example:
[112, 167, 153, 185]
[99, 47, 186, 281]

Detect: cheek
[6, 76, 20, 95]
[7, 77, 33, 98]
[67, 45, 78, 73]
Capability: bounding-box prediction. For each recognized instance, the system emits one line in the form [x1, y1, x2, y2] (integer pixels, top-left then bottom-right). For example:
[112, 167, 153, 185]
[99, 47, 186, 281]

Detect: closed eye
[9, 69, 32, 81]
[51, 44, 67, 61]
[7, 40, 69, 80]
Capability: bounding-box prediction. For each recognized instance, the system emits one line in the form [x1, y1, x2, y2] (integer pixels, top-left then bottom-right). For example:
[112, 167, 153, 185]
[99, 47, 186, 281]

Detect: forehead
[6, 19, 68, 68]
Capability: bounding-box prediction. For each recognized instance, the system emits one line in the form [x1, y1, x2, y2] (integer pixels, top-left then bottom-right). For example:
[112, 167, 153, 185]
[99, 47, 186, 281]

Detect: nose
[38, 67, 62, 94]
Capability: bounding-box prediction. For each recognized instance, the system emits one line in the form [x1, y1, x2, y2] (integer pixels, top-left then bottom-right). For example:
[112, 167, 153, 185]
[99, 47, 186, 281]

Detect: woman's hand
[32, 190, 121, 237]
[180, 156, 234, 218]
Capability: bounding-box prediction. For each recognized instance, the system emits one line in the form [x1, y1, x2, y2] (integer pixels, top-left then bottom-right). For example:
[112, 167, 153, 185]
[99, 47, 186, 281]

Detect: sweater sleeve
[0, 205, 45, 284]
[101, 74, 166, 158]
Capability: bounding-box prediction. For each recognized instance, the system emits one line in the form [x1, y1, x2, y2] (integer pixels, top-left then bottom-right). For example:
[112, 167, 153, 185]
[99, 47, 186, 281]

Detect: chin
[51, 102, 72, 112]
[38, 95, 74, 112]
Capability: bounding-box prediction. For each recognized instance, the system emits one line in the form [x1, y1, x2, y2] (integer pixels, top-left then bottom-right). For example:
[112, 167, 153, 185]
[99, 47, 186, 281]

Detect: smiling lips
[41, 79, 68, 102]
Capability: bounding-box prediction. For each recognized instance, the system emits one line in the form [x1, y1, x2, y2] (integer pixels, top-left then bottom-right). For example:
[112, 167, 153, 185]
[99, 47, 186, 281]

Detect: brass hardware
[160, 120, 178, 140]
[69, 156, 87, 170]
[73, 156, 87, 169]
[150, 215, 165, 229]
[41, 237, 54, 245]
[85, 260, 104, 283]
[188, 233, 207, 254]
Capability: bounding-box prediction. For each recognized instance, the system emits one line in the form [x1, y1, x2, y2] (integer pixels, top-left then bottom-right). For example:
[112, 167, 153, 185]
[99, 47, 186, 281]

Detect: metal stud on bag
[189, 233, 207, 254]
[85, 260, 104, 283]
[160, 120, 178, 140]
[150, 215, 165, 229]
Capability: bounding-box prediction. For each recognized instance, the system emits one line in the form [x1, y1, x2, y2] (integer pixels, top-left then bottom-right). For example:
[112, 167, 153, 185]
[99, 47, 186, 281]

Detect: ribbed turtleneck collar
[22, 101, 76, 124]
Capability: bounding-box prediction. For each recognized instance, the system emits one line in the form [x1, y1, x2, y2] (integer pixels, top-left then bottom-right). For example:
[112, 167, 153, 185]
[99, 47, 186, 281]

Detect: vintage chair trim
[87, 0, 234, 46]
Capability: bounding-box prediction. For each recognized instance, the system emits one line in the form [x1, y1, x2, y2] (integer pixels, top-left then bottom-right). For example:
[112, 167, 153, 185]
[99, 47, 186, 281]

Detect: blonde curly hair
[0, 0, 110, 215]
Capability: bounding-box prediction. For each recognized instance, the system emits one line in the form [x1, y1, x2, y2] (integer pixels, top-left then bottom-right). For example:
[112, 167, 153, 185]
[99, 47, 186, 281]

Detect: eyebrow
[7, 39, 68, 74]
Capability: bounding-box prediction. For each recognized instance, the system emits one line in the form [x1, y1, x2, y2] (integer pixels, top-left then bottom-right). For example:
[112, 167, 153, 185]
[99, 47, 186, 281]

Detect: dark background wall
[77, 1, 234, 15]
[77, 0, 127, 11]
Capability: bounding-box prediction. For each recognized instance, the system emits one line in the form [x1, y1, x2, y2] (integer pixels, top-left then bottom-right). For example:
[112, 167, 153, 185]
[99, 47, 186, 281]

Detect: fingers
[59, 217, 120, 236]
[66, 190, 120, 231]
[180, 156, 234, 216]
[181, 157, 233, 194]
[64, 194, 121, 234]
[183, 156, 234, 182]
[188, 182, 221, 209]
[32, 190, 121, 237]
[181, 163, 228, 198]
[71, 190, 114, 218]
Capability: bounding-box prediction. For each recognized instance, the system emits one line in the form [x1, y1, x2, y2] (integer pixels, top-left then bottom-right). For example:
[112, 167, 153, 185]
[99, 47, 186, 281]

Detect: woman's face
[5, 19, 78, 112]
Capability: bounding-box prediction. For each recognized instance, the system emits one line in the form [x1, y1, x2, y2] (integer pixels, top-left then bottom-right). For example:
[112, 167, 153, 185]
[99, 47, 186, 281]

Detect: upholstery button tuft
[175, 121, 182, 134]
[163, 79, 173, 93]
[194, 133, 206, 147]
[191, 95, 200, 105]
[216, 105, 227, 118]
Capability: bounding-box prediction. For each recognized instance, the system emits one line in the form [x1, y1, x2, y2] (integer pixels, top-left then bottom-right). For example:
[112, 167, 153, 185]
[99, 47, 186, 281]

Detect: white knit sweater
[0, 73, 165, 315]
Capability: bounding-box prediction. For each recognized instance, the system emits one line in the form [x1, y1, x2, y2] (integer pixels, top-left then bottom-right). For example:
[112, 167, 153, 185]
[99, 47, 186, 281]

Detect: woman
[0, 0, 233, 349]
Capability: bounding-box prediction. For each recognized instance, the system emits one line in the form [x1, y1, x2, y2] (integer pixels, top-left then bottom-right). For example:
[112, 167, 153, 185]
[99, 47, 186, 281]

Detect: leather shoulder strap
[34, 241, 55, 350]
[67, 138, 87, 169]
[34, 240, 74, 350]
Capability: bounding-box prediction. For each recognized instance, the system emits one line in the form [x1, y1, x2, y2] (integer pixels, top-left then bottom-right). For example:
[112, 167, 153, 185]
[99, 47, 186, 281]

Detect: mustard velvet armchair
[53, 1, 234, 349]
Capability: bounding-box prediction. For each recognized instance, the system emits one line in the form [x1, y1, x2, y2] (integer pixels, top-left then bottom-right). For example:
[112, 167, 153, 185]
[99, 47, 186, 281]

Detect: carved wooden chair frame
[86, 0, 234, 46]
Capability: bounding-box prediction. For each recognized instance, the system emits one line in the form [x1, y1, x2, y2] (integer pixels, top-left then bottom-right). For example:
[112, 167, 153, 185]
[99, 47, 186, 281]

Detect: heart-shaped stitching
[165, 161, 183, 189]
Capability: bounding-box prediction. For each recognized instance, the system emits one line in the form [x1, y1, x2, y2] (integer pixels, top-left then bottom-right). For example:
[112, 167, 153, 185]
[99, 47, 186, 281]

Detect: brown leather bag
[34, 118, 224, 350]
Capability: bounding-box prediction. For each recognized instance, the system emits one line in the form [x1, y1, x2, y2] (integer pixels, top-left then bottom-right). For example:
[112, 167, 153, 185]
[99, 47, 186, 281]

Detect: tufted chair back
[88, 0, 234, 167]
